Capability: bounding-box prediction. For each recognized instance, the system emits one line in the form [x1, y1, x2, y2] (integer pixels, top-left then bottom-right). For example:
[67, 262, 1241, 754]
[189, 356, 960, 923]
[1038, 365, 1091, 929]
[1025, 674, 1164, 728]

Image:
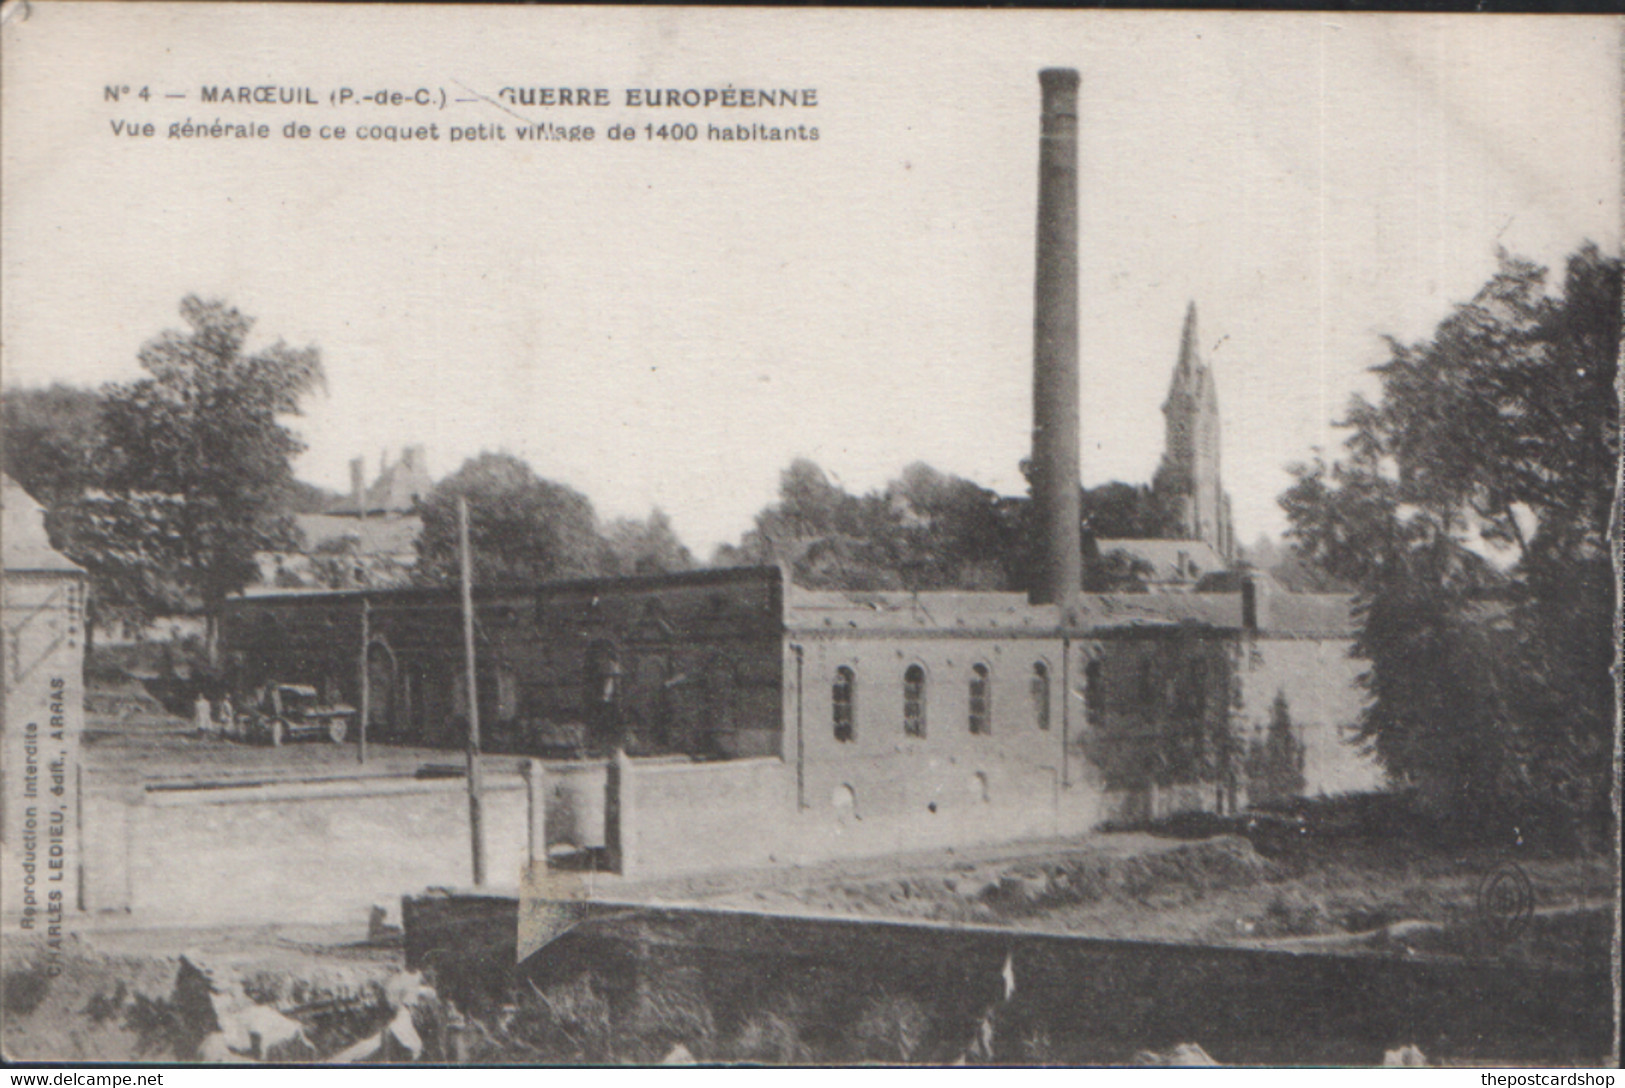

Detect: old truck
[240, 682, 355, 746]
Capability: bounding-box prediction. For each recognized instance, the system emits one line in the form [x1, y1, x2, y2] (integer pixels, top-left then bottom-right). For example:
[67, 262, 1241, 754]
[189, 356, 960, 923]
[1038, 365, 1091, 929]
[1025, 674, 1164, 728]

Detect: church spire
[1154, 299, 1234, 562]
[1165, 300, 1203, 408]
[1177, 300, 1200, 376]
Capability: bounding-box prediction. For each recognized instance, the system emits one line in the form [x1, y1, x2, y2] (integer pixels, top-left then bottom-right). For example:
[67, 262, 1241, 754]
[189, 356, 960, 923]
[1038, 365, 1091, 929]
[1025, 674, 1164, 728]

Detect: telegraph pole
[357, 598, 370, 765]
[459, 497, 486, 886]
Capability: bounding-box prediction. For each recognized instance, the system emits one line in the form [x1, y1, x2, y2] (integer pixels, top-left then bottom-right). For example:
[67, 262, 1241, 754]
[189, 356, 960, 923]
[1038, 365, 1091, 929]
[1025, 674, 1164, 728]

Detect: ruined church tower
[1155, 302, 1234, 561]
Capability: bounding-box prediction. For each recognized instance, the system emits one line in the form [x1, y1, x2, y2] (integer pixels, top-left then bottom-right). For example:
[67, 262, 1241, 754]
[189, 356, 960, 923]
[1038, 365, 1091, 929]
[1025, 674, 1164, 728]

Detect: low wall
[615, 757, 794, 879]
[80, 770, 543, 925]
[609, 755, 1104, 880]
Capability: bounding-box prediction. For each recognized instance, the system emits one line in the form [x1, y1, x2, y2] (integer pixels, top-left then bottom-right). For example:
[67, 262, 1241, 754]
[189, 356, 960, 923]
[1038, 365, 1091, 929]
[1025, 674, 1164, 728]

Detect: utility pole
[459, 496, 486, 886]
[357, 598, 370, 765]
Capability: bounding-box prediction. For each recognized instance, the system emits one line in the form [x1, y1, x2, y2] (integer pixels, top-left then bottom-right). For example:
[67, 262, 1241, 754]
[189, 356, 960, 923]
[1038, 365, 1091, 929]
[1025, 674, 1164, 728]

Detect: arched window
[1030, 662, 1051, 731]
[832, 666, 855, 743]
[903, 665, 927, 738]
[1085, 659, 1106, 727]
[968, 664, 992, 735]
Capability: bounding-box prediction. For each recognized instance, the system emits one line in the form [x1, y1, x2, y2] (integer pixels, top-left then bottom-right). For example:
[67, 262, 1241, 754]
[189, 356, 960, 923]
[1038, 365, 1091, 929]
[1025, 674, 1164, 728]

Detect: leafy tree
[1, 383, 105, 506]
[1081, 480, 1183, 541]
[887, 463, 1017, 590]
[415, 452, 606, 587]
[717, 459, 1023, 592]
[716, 459, 896, 589]
[1245, 690, 1307, 803]
[1280, 244, 1618, 824]
[46, 491, 193, 643]
[602, 508, 696, 577]
[52, 298, 324, 660]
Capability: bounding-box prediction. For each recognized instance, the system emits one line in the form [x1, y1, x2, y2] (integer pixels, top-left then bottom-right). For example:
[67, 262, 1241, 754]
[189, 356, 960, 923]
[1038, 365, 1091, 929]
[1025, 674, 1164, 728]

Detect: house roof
[1094, 538, 1226, 583]
[327, 448, 433, 516]
[295, 513, 422, 557]
[2, 474, 82, 574]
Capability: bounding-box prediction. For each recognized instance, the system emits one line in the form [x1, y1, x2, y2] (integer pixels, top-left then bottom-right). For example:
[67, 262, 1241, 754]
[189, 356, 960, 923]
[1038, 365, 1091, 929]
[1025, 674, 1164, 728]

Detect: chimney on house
[1029, 67, 1083, 617]
[350, 457, 367, 520]
[402, 445, 429, 506]
[1241, 574, 1271, 632]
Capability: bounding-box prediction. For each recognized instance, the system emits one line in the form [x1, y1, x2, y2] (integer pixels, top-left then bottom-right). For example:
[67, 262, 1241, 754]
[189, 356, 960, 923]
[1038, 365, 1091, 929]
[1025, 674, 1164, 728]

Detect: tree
[886, 463, 1018, 590]
[1280, 245, 1618, 824]
[63, 298, 325, 661]
[0, 383, 105, 506]
[1081, 480, 1183, 541]
[602, 508, 696, 578]
[1245, 690, 1307, 803]
[46, 490, 193, 643]
[716, 459, 1024, 592]
[415, 452, 606, 587]
[717, 459, 903, 590]
[1, 383, 159, 644]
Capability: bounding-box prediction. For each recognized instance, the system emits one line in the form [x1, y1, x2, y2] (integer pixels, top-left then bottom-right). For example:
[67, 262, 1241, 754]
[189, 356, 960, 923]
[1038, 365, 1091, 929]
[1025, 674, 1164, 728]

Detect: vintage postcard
[1, 2, 1618, 1068]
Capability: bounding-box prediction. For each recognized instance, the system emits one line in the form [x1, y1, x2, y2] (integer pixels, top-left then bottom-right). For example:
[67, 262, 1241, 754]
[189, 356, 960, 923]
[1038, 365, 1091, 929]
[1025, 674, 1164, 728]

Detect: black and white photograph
[1, 3, 1618, 1069]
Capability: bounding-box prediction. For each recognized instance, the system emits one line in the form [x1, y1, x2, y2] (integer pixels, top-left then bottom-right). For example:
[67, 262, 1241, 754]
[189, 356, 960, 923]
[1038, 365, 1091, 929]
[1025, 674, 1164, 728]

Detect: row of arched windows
[833, 662, 1052, 742]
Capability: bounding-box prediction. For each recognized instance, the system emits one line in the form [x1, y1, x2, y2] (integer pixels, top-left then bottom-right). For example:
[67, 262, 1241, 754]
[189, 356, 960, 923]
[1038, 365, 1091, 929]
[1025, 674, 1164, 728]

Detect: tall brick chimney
[1029, 68, 1083, 617]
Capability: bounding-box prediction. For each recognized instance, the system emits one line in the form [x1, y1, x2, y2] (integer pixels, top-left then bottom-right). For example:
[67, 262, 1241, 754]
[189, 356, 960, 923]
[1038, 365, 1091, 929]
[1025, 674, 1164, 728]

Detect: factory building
[220, 69, 1381, 878]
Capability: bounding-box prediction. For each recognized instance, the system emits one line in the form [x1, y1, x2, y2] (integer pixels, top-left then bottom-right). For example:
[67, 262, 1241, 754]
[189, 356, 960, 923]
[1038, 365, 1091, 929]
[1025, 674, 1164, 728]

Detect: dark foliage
[601, 508, 696, 578]
[1280, 244, 1618, 826]
[1, 383, 104, 506]
[414, 452, 607, 587]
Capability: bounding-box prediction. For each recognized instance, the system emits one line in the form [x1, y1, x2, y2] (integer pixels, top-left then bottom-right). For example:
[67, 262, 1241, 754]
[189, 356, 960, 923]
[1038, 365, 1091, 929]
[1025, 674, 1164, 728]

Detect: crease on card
[1, 0, 33, 29]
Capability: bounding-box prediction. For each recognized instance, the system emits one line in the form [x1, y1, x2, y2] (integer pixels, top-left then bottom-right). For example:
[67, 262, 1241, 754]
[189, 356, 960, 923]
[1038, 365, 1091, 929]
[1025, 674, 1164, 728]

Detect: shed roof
[2, 474, 82, 574]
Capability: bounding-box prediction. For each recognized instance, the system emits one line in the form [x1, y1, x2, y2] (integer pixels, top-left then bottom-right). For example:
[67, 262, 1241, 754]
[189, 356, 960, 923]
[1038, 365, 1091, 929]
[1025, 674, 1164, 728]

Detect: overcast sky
[4, 6, 1618, 556]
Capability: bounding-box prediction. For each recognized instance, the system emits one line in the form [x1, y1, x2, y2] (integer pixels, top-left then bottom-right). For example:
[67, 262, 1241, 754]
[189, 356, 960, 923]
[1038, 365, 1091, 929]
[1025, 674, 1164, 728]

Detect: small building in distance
[258, 446, 432, 592]
[1093, 538, 1228, 591]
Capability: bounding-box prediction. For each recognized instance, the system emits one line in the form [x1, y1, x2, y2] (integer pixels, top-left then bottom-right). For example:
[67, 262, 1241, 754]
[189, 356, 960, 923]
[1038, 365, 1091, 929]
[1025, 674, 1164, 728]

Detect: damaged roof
[785, 583, 1356, 638]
